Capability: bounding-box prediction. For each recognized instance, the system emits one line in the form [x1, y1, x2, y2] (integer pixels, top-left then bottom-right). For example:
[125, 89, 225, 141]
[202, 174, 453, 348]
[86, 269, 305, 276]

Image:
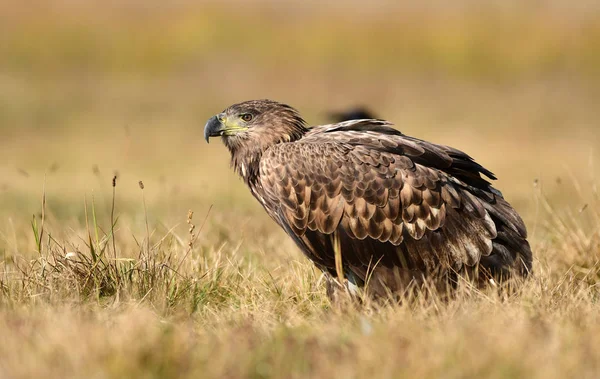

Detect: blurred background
[1, 0, 599, 254]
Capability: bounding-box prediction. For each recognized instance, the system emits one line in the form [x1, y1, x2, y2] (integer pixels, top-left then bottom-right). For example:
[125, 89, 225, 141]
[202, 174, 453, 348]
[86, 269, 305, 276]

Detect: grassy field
[1, 1, 600, 378]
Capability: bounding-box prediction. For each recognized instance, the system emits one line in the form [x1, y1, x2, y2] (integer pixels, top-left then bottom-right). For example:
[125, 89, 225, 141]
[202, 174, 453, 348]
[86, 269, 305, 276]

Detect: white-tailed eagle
[204, 99, 532, 299]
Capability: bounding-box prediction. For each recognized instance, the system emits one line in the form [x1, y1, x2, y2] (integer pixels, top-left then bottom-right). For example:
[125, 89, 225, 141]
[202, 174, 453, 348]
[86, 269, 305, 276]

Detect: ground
[1, 2, 600, 378]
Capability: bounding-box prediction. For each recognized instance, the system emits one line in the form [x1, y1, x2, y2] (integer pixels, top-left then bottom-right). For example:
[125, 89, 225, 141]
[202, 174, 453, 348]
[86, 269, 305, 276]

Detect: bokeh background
[2, 2, 600, 378]
[1, 0, 599, 255]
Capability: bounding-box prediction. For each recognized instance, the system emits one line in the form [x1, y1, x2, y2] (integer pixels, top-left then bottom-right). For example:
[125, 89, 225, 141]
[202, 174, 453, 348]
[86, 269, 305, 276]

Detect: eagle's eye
[241, 113, 253, 122]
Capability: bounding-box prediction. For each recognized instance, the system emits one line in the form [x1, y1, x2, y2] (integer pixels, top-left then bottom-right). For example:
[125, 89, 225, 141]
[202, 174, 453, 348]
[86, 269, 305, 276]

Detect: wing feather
[258, 120, 532, 286]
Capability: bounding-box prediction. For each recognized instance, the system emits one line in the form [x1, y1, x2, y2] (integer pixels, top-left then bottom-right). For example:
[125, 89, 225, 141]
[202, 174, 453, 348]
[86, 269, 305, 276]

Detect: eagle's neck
[231, 146, 262, 185]
[225, 127, 307, 186]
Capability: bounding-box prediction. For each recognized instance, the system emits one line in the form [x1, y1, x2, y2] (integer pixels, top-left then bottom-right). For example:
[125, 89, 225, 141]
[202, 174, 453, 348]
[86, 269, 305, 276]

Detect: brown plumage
[204, 99, 532, 299]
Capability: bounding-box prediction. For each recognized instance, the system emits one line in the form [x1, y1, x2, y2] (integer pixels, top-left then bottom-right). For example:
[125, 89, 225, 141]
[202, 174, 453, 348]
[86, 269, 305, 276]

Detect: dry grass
[1, 1, 600, 378]
[1, 183, 600, 378]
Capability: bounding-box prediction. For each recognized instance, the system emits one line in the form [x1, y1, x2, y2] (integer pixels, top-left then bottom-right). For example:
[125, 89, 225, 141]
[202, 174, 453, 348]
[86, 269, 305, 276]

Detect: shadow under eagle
[204, 100, 532, 300]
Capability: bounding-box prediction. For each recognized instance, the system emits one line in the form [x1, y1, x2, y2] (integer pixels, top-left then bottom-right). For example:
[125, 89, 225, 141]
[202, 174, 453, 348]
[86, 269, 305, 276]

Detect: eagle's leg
[326, 232, 355, 305]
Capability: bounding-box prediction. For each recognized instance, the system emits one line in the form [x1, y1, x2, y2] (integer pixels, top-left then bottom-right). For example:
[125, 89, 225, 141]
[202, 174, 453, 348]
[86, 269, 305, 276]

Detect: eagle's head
[204, 99, 308, 181]
[204, 99, 307, 150]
